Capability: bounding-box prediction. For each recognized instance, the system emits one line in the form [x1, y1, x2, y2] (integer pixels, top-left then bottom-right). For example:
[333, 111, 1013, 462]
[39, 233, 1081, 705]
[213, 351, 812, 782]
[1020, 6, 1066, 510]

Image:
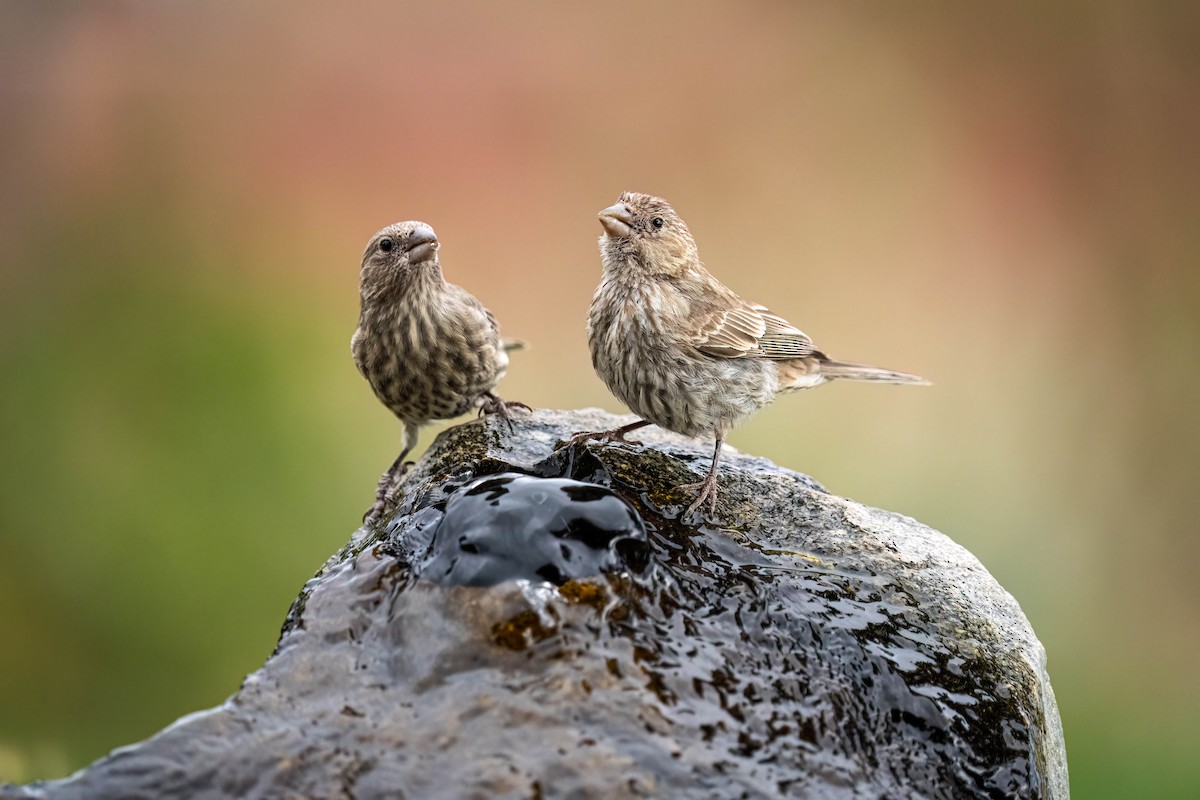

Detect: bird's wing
[441, 284, 508, 351]
[692, 303, 817, 360]
[483, 306, 502, 338]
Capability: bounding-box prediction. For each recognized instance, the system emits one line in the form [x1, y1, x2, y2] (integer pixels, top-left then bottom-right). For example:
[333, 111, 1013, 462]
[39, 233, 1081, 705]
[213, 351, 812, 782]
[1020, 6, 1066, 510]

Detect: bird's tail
[502, 338, 527, 353]
[818, 357, 930, 385]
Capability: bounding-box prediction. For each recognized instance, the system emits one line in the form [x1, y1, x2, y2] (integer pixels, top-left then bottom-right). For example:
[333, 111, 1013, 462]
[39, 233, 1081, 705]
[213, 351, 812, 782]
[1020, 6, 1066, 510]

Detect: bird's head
[598, 192, 699, 276]
[359, 221, 442, 296]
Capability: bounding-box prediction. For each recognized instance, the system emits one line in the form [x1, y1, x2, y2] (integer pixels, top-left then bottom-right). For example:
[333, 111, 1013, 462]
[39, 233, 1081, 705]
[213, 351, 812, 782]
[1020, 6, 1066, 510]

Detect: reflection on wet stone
[419, 473, 650, 587]
[0, 408, 1068, 800]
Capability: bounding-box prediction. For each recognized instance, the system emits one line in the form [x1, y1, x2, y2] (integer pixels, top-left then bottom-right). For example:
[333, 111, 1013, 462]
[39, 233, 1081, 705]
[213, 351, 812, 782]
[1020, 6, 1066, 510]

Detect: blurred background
[1, 2, 1196, 795]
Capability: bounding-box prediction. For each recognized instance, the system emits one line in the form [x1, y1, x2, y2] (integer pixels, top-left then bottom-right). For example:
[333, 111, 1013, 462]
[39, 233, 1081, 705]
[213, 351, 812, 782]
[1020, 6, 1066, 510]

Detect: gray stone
[2, 408, 1067, 799]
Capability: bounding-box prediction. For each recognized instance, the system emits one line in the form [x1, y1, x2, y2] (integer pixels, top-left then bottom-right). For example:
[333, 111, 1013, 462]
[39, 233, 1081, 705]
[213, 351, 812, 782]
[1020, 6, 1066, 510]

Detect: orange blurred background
[1, 3, 1197, 796]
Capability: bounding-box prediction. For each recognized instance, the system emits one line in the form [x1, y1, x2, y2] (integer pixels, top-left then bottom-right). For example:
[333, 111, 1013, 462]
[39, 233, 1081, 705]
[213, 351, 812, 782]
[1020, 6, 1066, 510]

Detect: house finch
[574, 192, 929, 518]
[352, 221, 526, 524]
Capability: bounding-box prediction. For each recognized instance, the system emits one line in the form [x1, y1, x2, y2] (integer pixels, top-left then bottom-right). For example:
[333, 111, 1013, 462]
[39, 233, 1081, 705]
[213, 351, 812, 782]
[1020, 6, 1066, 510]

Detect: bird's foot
[562, 428, 639, 448]
[678, 472, 720, 519]
[362, 460, 413, 526]
[478, 393, 531, 433]
[561, 420, 652, 449]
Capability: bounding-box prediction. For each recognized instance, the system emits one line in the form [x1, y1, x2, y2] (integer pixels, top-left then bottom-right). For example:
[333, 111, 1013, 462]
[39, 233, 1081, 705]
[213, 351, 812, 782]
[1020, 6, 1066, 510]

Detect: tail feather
[818, 358, 930, 385]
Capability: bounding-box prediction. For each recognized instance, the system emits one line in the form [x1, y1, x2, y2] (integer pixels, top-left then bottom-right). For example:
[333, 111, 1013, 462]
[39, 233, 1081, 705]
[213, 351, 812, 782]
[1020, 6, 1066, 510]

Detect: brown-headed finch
[352, 221, 526, 524]
[574, 192, 928, 518]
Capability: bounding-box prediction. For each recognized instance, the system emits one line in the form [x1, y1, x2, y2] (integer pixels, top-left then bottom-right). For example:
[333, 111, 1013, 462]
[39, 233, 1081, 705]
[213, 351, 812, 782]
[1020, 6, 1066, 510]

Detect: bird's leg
[562, 419, 652, 448]
[363, 422, 419, 525]
[478, 391, 531, 433]
[364, 453, 408, 524]
[679, 433, 724, 518]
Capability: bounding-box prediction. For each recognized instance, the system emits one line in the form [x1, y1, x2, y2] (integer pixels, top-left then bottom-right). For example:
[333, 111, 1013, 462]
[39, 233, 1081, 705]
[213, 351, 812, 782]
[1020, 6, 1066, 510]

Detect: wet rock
[419, 473, 650, 587]
[1, 408, 1068, 800]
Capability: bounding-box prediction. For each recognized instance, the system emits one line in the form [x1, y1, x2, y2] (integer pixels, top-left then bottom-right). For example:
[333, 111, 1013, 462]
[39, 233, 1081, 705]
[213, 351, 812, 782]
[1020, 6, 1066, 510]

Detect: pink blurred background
[2, 3, 1197, 795]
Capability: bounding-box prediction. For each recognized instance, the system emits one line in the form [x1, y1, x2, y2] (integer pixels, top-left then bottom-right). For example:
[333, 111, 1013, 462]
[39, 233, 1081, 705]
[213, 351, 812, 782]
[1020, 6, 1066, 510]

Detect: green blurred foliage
[1, 2, 1198, 795]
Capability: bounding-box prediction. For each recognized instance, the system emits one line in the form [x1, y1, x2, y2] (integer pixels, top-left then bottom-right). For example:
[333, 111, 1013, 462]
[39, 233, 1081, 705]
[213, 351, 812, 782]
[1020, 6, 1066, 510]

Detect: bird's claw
[478, 399, 531, 416]
[562, 429, 642, 448]
[679, 473, 720, 519]
[363, 460, 413, 526]
[478, 394, 530, 434]
[561, 420, 651, 449]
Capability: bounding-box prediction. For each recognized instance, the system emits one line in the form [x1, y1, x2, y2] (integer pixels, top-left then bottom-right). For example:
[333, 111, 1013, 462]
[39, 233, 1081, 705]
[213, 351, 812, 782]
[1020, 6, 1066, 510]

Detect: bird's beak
[598, 203, 635, 238]
[405, 226, 440, 263]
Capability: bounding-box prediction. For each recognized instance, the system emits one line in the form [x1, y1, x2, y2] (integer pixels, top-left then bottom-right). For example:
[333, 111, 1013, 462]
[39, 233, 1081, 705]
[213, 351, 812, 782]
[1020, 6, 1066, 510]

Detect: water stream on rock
[305, 443, 1044, 798]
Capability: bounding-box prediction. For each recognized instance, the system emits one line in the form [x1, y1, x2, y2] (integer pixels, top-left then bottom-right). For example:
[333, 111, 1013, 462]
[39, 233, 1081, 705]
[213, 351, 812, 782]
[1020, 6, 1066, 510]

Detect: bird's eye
[651, 217, 664, 229]
[379, 238, 394, 253]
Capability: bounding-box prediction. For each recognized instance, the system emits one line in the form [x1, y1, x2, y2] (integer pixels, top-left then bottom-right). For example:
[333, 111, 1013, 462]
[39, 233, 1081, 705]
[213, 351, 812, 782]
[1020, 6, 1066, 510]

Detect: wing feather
[693, 303, 816, 360]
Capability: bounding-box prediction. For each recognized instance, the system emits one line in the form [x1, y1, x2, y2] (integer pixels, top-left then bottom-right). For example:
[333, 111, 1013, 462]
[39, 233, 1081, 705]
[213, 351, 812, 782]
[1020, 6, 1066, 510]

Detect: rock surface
[1, 408, 1068, 799]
